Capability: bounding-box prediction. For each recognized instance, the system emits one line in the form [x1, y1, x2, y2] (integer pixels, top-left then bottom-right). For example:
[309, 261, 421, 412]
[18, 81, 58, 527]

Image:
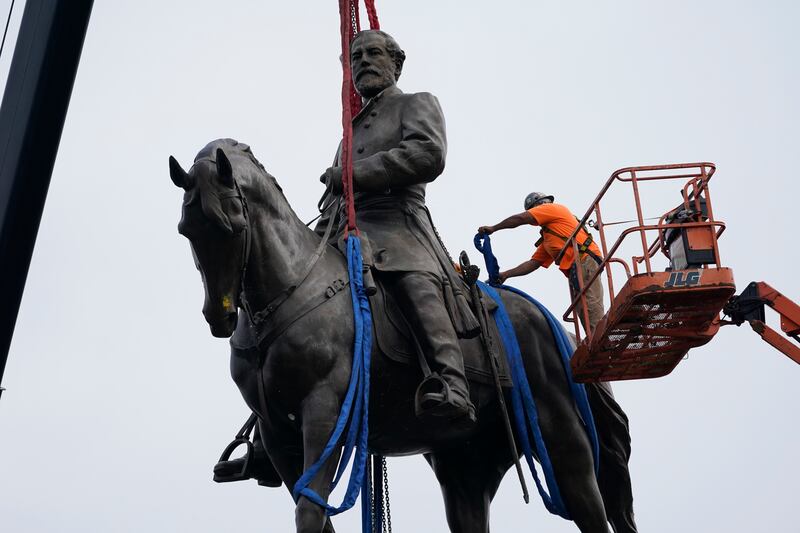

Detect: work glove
[492, 271, 508, 286]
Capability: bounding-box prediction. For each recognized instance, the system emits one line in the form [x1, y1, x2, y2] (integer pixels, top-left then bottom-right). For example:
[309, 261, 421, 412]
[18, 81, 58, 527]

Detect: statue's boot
[213, 436, 282, 487]
[392, 272, 476, 425]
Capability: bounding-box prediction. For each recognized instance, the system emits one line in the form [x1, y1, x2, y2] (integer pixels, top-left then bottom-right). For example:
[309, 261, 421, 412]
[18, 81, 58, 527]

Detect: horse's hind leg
[586, 382, 637, 533]
[536, 401, 609, 532]
[514, 314, 609, 531]
[424, 428, 508, 533]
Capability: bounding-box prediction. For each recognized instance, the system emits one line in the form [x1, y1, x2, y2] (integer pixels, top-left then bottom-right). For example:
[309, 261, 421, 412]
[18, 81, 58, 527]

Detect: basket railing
[557, 163, 726, 342]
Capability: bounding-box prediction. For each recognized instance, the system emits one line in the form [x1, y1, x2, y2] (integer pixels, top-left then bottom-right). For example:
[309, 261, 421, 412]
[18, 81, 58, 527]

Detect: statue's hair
[351, 30, 406, 80]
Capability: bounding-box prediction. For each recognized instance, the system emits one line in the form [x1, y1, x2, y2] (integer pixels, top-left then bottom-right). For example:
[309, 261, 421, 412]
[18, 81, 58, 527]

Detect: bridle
[224, 179, 257, 322]
[191, 157, 254, 320]
[191, 155, 338, 338]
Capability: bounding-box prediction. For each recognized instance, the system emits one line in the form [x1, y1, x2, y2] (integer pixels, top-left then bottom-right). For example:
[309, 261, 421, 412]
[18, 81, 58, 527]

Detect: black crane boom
[0, 0, 94, 398]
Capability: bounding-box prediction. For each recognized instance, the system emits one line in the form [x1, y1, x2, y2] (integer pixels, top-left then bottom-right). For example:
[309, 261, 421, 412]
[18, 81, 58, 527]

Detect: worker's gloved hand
[493, 271, 508, 285]
[477, 225, 495, 235]
[320, 166, 343, 195]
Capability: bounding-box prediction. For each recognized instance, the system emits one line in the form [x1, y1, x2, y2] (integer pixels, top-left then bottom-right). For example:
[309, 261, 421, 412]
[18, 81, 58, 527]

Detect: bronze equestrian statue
[169, 29, 637, 533]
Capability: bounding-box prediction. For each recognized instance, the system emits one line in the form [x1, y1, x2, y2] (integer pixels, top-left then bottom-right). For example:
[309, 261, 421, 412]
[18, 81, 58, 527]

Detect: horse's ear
[169, 155, 191, 189]
[216, 148, 234, 189]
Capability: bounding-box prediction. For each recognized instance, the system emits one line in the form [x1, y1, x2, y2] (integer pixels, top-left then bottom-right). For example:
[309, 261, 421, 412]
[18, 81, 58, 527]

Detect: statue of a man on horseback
[168, 27, 638, 533]
[317, 29, 480, 424]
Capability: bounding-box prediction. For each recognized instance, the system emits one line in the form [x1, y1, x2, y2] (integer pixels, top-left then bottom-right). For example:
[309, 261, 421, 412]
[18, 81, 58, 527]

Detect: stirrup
[213, 414, 257, 483]
[414, 374, 475, 423]
[415, 373, 450, 415]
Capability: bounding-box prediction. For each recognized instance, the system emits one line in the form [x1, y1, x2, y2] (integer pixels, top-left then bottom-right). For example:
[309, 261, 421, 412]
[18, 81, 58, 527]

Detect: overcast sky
[1, 1, 799, 532]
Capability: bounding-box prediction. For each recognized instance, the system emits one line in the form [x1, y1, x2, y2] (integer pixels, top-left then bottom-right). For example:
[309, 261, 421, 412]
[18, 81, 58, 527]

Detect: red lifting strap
[338, 0, 379, 234]
[364, 0, 380, 29]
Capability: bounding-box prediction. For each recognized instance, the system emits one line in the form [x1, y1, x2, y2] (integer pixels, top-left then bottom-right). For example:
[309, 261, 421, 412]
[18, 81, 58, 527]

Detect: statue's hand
[321, 167, 343, 194]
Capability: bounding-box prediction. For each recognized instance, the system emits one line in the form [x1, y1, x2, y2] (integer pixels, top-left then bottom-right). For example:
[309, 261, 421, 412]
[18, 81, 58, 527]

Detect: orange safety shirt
[528, 203, 602, 273]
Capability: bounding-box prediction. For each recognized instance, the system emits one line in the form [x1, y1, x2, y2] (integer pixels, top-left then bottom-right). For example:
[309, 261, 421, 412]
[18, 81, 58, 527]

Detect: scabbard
[468, 279, 530, 504]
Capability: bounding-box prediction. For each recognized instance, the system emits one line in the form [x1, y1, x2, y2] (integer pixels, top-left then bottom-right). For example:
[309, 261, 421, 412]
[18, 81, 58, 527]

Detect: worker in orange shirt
[478, 192, 605, 332]
[480, 194, 639, 533]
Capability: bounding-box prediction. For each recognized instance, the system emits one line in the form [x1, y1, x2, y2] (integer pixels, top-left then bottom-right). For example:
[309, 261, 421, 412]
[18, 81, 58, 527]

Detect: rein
[243, 196, 339, 332]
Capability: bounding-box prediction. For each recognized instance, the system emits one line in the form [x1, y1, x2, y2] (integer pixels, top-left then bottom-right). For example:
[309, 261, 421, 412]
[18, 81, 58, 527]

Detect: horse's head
[169, 145, 248, 337]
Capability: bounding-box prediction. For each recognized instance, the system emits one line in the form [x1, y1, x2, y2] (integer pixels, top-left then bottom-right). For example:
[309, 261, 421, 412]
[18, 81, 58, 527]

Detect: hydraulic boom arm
[723, 282, 800, 365]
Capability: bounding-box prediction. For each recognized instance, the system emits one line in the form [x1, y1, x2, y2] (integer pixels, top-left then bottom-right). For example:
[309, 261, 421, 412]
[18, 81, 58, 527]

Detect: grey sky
[1, 1, 798, 531]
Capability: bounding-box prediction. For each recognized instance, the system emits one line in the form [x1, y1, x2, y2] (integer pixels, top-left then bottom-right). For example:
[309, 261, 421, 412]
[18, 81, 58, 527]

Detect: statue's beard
[355, 72, 395, 99]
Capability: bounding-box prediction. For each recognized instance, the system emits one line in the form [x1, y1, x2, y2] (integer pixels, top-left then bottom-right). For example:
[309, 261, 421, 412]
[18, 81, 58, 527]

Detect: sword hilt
[459, 250, 480, 286]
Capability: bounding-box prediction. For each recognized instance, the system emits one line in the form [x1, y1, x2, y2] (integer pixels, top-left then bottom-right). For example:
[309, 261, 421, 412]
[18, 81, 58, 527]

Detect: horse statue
[169, 138, 623, 533]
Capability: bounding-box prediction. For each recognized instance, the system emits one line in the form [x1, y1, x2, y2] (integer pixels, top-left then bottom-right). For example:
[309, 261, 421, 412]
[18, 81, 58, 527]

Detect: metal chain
[382, 457, 392, 533]
[350, 1, 359, 36]
[366, 457, 376, 533]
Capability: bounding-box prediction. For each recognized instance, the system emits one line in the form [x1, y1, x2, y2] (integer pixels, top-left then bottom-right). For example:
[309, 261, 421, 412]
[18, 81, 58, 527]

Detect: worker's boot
[392, 272, 476, 426]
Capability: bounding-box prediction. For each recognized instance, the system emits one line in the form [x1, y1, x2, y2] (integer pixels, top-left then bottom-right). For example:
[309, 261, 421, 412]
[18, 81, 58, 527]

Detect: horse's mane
[194, 138, 283, 194]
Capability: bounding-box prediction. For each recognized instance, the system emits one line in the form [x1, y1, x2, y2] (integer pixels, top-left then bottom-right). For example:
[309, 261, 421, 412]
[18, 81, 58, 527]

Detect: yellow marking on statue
[222, 295, 233, 310]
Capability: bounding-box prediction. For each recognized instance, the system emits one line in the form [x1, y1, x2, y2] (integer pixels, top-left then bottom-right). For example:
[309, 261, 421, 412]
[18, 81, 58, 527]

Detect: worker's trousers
[568, 254, 605, 333]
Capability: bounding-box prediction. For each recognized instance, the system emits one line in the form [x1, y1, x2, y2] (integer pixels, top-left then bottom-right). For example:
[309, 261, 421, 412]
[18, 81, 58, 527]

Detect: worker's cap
[524, 192, 555, 210]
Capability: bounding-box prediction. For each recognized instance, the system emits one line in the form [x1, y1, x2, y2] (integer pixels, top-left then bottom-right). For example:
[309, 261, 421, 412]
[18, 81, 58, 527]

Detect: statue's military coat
[316, 85, 477, 336]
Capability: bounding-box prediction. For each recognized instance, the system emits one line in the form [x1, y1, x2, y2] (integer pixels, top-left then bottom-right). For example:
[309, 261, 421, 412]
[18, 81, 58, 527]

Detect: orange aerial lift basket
[563, 163, 798, 382]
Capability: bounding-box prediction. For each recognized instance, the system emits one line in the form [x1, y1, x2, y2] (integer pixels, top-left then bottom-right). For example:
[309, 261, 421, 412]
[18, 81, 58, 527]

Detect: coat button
[364, 123, 371, 128]
[370, 111, 377, 117]
[357, 147, 364, 153]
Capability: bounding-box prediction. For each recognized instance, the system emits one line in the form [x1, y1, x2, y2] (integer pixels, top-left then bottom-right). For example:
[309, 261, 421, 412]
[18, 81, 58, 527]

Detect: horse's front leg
[295, 385, 344, 533]
[258, 421, 336, 533]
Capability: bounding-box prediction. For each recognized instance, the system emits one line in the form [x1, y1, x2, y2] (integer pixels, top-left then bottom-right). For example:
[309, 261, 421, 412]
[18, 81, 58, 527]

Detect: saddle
[230, 270, 512, 388]
[370, 277, 512, 387]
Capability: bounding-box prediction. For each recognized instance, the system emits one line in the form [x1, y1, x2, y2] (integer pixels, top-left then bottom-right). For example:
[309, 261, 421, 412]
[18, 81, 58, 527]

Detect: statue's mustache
[356, 68, 381, 80]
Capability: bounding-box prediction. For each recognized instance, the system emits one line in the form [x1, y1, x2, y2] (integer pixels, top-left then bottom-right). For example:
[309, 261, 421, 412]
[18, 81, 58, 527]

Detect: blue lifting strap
[293, 236, 376, 525]
[474, 233, 600, 520]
